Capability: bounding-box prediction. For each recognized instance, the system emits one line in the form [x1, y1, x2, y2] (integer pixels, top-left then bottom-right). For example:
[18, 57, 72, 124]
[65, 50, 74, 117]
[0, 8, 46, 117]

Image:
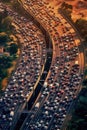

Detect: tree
[2, 16, 13, 30]
[82, 79, 87, 86]
[61, 2, 73, 19]
[75, 19, 87, 40]
[0, 56, 12, 69]
[0, 32, 8, 44]
[0, 69, 7, 79]
[61, 2, 73, 10]
[0, 13, 3, 24]
[84, 69, 87, 76]
[3, 0, 11, 2]
[9, 43, 18, 55]
[0, 9, 7, 23]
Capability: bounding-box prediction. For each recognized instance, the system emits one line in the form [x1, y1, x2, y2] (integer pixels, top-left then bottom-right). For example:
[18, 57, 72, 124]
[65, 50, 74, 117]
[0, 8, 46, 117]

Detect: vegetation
[60, 2, 87, 130]
[2, 16, 13, 30]
[9, 43, 18, 55]
[0, 32, 8, 45]
[60, 2, 87, 42]
[67, 68, 87, 130]
[61, 2, 73, 18]
[2, 0, 11, 3]
[66, 19, 87, 130]
[75, 19, 87, 41]
[0, 56, 12, 69]
[67, 89, 87, 130]
[0, 9, 19, 90]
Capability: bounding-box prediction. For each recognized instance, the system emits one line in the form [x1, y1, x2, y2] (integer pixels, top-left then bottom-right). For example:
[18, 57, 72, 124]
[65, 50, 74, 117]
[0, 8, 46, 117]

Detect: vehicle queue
[20, 0, 83, 130]
[0, 3, 47, 130]
[0, 0, 84, 130]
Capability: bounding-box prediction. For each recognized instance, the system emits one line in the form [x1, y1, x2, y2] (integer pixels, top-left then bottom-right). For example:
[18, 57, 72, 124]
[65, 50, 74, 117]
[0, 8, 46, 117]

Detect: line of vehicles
[20, 0, 83, 130]
[0, 0, 84, 130]
[0, 3, 48, 130]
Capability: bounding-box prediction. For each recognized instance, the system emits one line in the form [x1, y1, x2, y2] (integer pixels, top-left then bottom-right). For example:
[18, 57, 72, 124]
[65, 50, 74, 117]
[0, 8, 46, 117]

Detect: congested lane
[0, 0, 84, 130]
[0, 3, 48, 130]
[20, 0, 84, 130]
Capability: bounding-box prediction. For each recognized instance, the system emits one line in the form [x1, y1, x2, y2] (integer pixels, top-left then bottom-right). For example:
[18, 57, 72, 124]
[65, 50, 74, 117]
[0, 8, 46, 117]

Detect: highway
[19, 0, 84, 130]
[0, 2, 52, 130]
[0, 0, 84, 130]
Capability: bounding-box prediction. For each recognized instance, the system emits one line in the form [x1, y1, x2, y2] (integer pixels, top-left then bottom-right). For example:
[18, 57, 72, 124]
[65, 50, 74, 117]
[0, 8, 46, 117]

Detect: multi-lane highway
[19, 0, 84, 130]
[0, 0, 84, 130]
[0, 2, 52, 130]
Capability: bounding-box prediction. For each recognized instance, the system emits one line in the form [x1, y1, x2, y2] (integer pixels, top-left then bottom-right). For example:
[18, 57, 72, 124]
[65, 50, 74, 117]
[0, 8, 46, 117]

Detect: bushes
[0, 10, 19, 90]
[61, 2, 73, 19]
[67, 70, 87, 130]
[2, 16, 13, 30]
[9, 43, 18, 55]
[67, 93, 87, 130]
[75, 19, 87, 40]
[0, 32, 8, 45]
[0, 56, 12, 69]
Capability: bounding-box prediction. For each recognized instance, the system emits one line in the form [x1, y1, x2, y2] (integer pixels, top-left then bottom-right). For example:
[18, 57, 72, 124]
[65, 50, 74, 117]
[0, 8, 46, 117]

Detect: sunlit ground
[43, 0, 87, 21]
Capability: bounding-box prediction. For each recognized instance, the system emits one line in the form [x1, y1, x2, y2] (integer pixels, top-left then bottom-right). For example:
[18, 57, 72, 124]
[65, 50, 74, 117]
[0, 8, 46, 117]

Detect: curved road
[0, 1, 84, 130]
[19, 0, 84, 130]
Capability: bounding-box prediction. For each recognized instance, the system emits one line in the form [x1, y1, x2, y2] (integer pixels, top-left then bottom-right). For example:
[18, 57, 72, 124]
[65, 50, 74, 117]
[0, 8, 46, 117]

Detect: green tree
[0, 56, 12, 69]
[0, 32, 8, 45]
[3, 0, 11, 2]
[0, 69, 7, 79]
[75, 19, 87, 40]
[61, 2, 72, 19]
[2, 16, 13, 30]
[82, 79, 87, 86]
[61, 2, 73, 10]
[9, 43, 18, 55]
